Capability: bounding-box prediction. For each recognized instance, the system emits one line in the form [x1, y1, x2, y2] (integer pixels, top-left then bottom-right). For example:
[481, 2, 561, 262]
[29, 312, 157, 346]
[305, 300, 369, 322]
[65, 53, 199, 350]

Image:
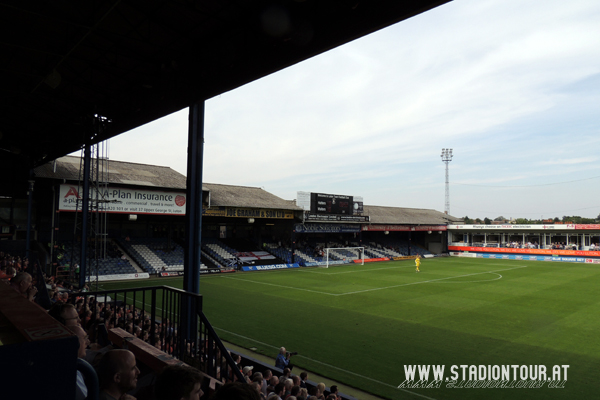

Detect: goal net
[322, 247, 365, 268]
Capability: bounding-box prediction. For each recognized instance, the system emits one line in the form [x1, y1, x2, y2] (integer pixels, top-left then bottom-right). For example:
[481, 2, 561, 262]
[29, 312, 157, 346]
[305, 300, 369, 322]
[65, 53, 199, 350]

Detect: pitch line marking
[214, 327, 439, 400]
[220, 275, 333, 295]
[299, 264, 415, 275]
[219, 266, 527, 296]
[432, 272, 503, 283]
[334, 265, 528, 296]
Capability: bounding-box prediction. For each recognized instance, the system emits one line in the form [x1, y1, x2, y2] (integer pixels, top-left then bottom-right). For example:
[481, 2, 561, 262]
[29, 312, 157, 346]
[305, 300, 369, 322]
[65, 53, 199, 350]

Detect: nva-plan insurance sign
[59, 184, 186, 215]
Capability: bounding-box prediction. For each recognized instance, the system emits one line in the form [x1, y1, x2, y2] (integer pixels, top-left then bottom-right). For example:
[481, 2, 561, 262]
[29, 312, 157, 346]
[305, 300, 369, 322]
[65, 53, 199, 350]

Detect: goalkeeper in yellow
[415, 255, 421, 272]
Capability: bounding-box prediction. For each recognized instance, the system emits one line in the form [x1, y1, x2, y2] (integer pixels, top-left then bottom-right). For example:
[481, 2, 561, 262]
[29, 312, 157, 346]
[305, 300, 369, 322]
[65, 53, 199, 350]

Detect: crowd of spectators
[0, 251, 25, 282]
[0, 265, 342, 400]
[550, 242, 579, 250]
[500, 241, 600, 250]
[504, 241, 540, 249]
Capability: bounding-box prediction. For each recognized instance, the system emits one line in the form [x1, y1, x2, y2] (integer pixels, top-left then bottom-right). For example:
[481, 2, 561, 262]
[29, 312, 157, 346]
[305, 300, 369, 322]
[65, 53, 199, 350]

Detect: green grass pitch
[98, 257, 600, 400]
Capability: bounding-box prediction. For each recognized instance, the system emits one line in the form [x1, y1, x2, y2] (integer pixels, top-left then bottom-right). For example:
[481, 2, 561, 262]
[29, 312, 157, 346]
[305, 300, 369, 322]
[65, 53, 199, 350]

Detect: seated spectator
[275, 347, 294, 370]
[297, 388, 308, 400]
[280, 368, 292, 382]
[97, 349, 140, 400]
[315, 383, 326, 399]
[0, 265, 15, 284]
[211, 382, 261, 400]
[49, 303, 81, 326]
[250, 381, 265, 400]
[10, 271, 37, 301]
[155, 364, 204, 400]
[290, 385, 300, 399]
[282, 379, 293, 399]
[328, 385, 340, 400]
[242, 366, 254, 383]
[262, 369, 273, 396]
[71, 325, 91, 400]
[268, 382, 285, 400]
[299, 372, 308, 389]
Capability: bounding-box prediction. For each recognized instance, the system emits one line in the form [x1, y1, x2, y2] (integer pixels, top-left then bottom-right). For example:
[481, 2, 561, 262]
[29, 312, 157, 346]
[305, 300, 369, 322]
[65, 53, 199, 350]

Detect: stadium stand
[116, 238, 198, 275]
[57, 241, 138, 277]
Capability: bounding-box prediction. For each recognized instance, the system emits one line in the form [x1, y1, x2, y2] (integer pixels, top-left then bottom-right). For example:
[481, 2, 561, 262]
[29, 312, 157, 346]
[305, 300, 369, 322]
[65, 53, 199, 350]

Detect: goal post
[323, 247, 365, 268]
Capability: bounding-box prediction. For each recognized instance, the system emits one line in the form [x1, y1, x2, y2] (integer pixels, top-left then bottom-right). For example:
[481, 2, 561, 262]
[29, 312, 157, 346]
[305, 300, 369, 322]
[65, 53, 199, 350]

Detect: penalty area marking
[431, 272, 502, 283]
[214, 327, 439, 400]
[220, 266, 527, 296]
[334, 265, 528, 296]
[299, 264, 416, 275]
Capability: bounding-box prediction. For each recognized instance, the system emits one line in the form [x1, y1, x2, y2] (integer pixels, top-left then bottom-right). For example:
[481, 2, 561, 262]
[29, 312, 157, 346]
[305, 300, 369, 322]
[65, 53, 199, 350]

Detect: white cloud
[106, 0, 600, 219]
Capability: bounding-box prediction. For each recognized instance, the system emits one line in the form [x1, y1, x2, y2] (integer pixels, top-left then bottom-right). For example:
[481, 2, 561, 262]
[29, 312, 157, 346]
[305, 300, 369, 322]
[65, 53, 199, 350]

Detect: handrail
[73, 285, 244, 383]
[199, 310, 245, 382]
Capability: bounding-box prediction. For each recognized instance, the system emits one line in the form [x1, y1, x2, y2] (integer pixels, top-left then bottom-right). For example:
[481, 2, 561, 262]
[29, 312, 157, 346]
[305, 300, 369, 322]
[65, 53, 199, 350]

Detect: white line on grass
[220, 276, 333, 295]
[214, 327, 439, 400]
[220, 266, 527, 297]
[432, 272, 503, 283]
[299, 264, 416, 275]
[334, 265, 528, 296]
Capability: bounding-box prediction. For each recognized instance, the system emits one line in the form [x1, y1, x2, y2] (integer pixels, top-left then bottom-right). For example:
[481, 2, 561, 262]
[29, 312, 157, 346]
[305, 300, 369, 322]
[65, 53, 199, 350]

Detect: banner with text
[87, 272, 149, 282]
[362, 225, 446, 232]
[294, 224, 361, 233]
[305, 213, 369, 222]
[241, 263, 300, 272]
[59, 184, 186, 215]
[203, 206, 294, 219]
[448, 246, 600, 257]
[448, 224, 581, 231]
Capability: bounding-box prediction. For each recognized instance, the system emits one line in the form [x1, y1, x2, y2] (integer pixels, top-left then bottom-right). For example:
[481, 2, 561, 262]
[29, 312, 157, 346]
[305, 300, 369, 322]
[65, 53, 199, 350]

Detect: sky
[102, 0, 600, 220]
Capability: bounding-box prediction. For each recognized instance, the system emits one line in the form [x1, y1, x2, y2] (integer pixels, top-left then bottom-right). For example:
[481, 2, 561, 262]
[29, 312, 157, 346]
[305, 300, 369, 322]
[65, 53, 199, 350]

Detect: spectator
[49, 303, 81, 326]
[280, 368, 292, 383]
[299, 372, 308, 389]
[316, 383, 326, 399]
[329, 385, 340, 400]
[307, 387, 319, 399]
[250, 381, 265, 400]
[252, 372, 265, 395]
[290, 386, 300, 399]
[243, 366, 254, 383]
[10, 271, 37, 301]
[268, 382, 285, 400]
[291, 376, 301, 387]
[97, 349, 140, 400]
[262, 369, 273, 396]
[72, 325, 91, 400]
[155, 364, 204, 400]
[0, 265, 16, 284]
[211, 382, 261, 400]
[297, 388, 308, 400]
[282, 379, 293, 399]
[275, 347, 294, 370]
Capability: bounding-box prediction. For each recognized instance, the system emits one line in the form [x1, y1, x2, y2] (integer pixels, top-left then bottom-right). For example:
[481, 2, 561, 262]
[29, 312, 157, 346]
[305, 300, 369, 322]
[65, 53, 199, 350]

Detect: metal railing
[73, 285, 244, 382]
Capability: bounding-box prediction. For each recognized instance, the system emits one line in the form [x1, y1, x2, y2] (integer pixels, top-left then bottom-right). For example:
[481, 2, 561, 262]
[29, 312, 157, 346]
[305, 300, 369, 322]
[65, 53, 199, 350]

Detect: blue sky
[106, 0, 600, 220]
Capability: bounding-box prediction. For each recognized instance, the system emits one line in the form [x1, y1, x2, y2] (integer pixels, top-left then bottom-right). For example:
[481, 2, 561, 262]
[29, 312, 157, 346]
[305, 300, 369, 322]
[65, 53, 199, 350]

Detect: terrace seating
[117, 238, 190, 274]
[59, 241, 137, 276]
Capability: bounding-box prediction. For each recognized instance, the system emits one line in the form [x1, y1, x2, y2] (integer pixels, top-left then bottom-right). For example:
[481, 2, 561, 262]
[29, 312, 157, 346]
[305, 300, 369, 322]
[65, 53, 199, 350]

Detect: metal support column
[291, 229, 296, 264]
[79, 142, 92, 289]
[25, 173, 34, 261]
[182, 101, 204, 345]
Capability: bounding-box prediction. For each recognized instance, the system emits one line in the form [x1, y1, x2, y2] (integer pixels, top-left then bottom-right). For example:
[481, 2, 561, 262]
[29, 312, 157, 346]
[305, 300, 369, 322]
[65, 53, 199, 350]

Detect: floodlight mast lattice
[441, 148, 453, 215]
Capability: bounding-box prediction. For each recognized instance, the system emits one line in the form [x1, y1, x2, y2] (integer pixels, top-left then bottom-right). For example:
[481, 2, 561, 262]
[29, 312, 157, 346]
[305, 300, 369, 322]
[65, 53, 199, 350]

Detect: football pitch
[99, 257, 600, 400]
